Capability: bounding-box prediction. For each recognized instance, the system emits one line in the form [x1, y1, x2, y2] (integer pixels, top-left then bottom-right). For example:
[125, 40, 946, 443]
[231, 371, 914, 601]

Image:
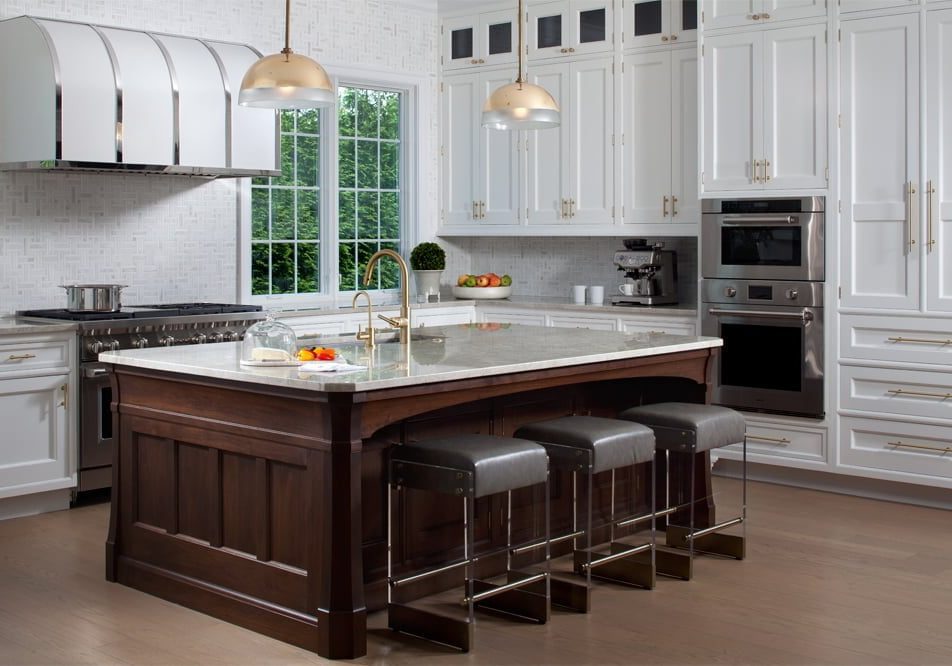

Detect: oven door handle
[707, 307, 814, 322]
[719, 215, 799, 225]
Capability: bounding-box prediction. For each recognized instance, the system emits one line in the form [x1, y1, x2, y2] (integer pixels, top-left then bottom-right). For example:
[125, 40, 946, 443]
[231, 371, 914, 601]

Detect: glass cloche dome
[240, 312, 299, 365]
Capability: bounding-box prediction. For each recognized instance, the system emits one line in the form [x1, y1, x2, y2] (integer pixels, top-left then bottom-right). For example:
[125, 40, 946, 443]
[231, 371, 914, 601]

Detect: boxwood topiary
[409, 242, 446, 271]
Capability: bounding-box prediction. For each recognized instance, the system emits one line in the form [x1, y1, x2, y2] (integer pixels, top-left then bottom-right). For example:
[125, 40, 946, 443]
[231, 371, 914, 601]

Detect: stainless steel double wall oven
[701, 197, 826, 418]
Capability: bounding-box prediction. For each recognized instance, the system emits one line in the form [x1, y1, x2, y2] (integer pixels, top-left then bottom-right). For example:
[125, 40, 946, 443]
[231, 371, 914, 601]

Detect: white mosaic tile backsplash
[444, 236, 699, 306]
[0, 0, 439, 314]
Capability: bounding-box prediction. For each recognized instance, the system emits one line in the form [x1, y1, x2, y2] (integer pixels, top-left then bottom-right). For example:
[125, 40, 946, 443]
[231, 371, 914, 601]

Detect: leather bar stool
[387, 434, 551, 652]
[619, 402, 747, 580]
[513, 416, 657, 608]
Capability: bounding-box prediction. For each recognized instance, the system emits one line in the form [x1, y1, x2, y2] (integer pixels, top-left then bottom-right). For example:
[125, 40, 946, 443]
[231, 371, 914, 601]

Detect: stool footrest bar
[689, 516, 744, 540]
[510, 530, 584, 555]
[464, 572, 547, 604]
[666, 523, 746, 560]
[390, 557, 473, 588]
[573, 542, 655, 589]
[469, 573, 550, 624]
[616, 505, 677, 529]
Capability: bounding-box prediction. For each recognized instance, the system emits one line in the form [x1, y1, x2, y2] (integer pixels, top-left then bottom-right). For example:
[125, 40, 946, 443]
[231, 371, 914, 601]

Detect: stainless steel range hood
[0, 16, 280, 177]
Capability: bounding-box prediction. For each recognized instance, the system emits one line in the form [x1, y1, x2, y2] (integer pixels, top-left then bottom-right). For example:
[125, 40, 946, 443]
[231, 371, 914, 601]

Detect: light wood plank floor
[1, 479, 950, 665]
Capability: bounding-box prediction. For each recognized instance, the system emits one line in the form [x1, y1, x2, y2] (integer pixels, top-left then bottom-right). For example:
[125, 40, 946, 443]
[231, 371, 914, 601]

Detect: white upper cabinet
[701, 0, 827, 31]
[840, 13, 920, 311]
[441, 69, 521, 227]
[925, 9, 952, 313]
[701, 23, 827, 193]
[838, 0, 917, 13]
[529, 0, 615, 59]
[624, 0, 698, 49]
[526, 57, 614, 225]
[623, 48, 698, 225]
[443, 9, 517, 70]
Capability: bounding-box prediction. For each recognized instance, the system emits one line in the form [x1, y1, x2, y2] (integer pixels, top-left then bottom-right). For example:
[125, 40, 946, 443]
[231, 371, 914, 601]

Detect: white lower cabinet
[839, 416, 952, 487]
[549, 314, 618, 331]
[716, 416, 827, 467]
[840, 364, 952, 423]
[0, 333, 75, 501]
[478, 309, 549, 326]
[283, 305, 476, 339]
[839, 314, 952, 366]
[619, 316, 696, 336]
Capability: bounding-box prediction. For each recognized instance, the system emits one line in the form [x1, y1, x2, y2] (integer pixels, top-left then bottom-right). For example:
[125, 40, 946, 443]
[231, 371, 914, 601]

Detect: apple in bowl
[452, 273, 513, 300]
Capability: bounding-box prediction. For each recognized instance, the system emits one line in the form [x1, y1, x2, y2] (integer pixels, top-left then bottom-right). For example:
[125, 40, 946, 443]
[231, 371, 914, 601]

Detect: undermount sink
[372, 331, 445, 344]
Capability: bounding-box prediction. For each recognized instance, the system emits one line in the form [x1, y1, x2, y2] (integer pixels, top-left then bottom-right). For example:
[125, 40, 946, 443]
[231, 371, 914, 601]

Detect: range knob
[222, 330, 239, 342]
[785, 289, 799, 301]
[159, 334, 176, 347]
[724, 286, 737, 298]
[107, 339, 121, 351]
[133, 336, 149, 349]
[87, 339, 105, 355]
[208, 332, 225, 343]
[191, 332, 207, 344]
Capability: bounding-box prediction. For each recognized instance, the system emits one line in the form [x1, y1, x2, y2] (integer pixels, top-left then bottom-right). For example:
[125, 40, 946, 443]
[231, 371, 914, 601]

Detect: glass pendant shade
[481, 81, 560, 130]
[238, 51, 335, 108]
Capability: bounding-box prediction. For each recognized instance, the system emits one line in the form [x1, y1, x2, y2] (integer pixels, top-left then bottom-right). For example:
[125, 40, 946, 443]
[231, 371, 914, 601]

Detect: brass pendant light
[482, 0, 560, 130]
[238, 0, 335, 109]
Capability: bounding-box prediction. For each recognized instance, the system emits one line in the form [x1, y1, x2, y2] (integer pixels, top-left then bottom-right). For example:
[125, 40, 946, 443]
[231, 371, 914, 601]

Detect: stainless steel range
[19, 304, 265, 494]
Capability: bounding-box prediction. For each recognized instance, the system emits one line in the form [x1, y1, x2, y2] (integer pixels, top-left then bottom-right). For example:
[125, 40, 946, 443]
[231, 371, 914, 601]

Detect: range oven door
[79, 362, 115, 490]
[702, 303, 824, 418]
[702, 211, 825, 282]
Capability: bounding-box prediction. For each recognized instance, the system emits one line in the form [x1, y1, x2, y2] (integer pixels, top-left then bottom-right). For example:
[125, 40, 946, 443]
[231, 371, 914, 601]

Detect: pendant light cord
[516, 0, 526, 85]
[282, 0, 292, 55]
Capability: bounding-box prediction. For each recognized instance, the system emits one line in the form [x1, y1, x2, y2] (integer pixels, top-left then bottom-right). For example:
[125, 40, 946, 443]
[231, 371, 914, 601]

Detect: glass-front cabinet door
[529, 0, 613, 59]
[443, 10, 516, 70]
[624, 0, 697, 50]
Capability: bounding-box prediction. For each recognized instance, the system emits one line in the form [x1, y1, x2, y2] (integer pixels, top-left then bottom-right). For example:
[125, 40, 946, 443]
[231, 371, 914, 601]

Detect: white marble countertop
[100, 323, 720, 393]
[0, 317, 78, 336]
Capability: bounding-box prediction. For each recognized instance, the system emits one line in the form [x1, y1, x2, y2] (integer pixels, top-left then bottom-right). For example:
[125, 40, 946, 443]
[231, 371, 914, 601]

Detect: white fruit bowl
[452, 285, 512, 300]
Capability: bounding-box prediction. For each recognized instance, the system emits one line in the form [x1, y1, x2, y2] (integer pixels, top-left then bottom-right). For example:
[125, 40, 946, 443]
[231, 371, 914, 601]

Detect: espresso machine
[612, 239, 679, 306]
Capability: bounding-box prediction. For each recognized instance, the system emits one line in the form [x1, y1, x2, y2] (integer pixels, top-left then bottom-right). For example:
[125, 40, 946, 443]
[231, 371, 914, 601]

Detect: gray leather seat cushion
[391, 434, 548, 498]
[618, 403, 745, 453]
[514, 416, 655, 475]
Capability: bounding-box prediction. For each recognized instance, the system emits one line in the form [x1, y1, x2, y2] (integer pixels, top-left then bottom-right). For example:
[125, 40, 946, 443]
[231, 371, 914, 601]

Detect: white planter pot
[413, 269, 443, 302]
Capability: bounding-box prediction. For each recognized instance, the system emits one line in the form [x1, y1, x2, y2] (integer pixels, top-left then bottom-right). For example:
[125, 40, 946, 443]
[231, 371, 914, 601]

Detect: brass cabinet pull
[561, 198, 567, 218]
[746, 433, 790, 445]
[478, 59, 485, 64]
[887, 440, 952, 454]
[887, 388, 952, 399]
[471, 58, 479, 64]
[472, 200, 478, 219]
[927, 180, 936, 252]
[6, 353, 37, 361]
[570, 198, 576, 217]
[480, 201, 486, 219]
[907, 181, 917, 248]
[887, 336, 952, 345]
[762, 13, 770, 19]
[663, 195, 669, 217]
[752, 160, 762, 183]
[752, 13, 761, 20]
[60, 384, 68, 408]
[671, 34, 678, 41]
[672, 195, 679, 216]
[661, 35, 669, 42]
[568, 47, 576, 52]
[765, 159, 771, 182]
[561, 47, 569, 53]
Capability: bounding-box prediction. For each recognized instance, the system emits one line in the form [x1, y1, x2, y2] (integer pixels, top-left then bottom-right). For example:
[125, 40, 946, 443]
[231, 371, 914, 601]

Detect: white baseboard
[714, 459, 952, 511]
[0, 489, 71, 521]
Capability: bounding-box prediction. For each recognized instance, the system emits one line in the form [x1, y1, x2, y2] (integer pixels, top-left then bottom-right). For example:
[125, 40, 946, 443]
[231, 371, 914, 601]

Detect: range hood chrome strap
[147, 34, 181, 166]
[90, 26, 123, 162]
[200, 40, 232, 169]
[31, 19, 64, 161]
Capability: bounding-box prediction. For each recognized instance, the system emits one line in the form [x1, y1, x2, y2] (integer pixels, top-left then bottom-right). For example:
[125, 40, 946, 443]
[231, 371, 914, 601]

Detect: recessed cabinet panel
[624, 51, 673, 224]
[579, 8, 607, 43]
[672, 49, 700, 223]
[529, 1, 613, 59]
[442, 74, 478, 225]
[479, 71, 521, 225]
[571, 57, 614, 224]
[98, 28, 174, 166]
[452, 28, 474, 61]
[702, 0, 759, 31]
[488, 22, 511, 56]
[37, 20, 116, 163]
[538, 13, 564, 49]
[702, 33, 762, 192]
[763, 24, 827, 190]
[443, 12, 516, 70]
[839, 0, 917, 13]
[840, 15, 919, 311]
[761, 0, 827, 23]
[571, 0, 613, 55]
[926, 10, 952, 313]
[527, 64, 569, 225]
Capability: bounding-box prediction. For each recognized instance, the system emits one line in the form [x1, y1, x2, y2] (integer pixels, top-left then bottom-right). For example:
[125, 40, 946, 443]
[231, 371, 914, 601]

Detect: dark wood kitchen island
[100, 324, 721, 659]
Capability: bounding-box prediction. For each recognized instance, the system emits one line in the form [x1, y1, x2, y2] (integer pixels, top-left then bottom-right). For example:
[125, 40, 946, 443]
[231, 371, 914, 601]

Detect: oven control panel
[703, 279, 823, 308]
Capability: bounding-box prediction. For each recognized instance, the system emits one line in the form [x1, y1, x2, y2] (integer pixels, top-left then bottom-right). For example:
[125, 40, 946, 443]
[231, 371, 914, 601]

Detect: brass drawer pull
[6, 353, 37, 361]
[663, 195, 669, 217]
[906, 181, 917, 248]
[672, 195, 679, 216]
[887, 336, 952, 346]
[746, 433, 790, 445]
[927, 180, 936, 252]
[887, 388, 952, 400]
[887, 440, 952, 454]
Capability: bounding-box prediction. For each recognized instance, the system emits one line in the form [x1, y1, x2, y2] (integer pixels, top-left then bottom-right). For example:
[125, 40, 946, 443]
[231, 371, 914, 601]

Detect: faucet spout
[362, 249, 411, 344]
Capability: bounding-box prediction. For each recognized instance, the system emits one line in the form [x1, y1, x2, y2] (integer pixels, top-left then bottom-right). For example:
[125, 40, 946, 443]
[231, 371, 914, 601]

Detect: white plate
[452, 285, 512, 300]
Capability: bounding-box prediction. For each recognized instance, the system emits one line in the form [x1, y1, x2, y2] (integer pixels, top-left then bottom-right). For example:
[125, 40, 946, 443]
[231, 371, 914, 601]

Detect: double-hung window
[244, 81, 410, 304]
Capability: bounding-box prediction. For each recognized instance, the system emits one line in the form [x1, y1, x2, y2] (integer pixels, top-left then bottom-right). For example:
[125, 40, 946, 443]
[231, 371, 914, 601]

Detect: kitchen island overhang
[100, 324, 722, 659]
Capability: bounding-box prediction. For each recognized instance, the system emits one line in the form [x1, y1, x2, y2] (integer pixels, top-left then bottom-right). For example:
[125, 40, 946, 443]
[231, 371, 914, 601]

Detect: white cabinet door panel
[841, 365, 952, 423]
[840, 15, 920, 311]
[478, 310, 548, 326]
[702, 32, 762, 192]
[840, 416, 952, 487]
[527, 63, 570, 225]
[839, 314, 952, 366]
[624, 51, 672, 224]
[672, 49, 699, 223]
[480, 10, 518, 68]
[549, 315, 618, 330]
[702, 0, 760, 31]
[442, 74, 478, 226]
[839, 0, 916, 12]
[0, 374, 69, 499]
[761, 0, 827, 23]
[479, 70, 521, 225]
[926, 10, 952, 313]
[763, 24, 827, 190]
[570, 57, 614, 224]
[570, 0, 615, 56]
